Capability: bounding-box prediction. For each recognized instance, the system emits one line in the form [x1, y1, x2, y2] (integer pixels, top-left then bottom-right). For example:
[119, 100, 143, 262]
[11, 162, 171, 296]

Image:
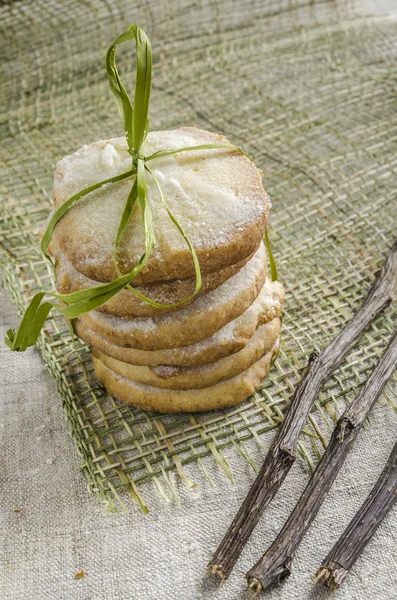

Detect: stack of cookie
[48, 127, 284, 412]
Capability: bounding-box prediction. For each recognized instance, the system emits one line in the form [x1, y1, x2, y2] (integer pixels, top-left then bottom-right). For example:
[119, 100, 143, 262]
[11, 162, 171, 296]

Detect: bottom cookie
[93, 339, 279, 413]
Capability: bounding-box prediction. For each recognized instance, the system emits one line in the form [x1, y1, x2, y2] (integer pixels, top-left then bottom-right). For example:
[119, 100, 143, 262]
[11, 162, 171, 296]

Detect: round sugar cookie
[93, 340, 279, 413]
[74, 280, 284, 366]
[53, 239, 255, 317]
[94, 319, 281, 390]
[79, 243, 267, 351]
[50, 127, 270, 283]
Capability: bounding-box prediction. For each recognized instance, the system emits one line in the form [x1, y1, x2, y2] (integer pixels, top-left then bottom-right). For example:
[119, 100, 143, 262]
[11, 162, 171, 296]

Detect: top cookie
[50, 127, 270, 283]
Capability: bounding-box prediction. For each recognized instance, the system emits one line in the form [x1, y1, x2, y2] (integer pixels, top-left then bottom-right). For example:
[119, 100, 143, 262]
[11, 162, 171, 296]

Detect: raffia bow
[5, 24, 277, 352]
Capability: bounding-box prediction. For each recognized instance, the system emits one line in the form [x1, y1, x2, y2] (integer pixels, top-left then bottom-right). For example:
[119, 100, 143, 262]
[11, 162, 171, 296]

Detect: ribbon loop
[106, 24, 152, 154]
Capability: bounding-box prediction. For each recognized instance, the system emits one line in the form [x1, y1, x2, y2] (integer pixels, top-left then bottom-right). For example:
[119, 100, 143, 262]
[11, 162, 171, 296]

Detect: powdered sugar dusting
[52, 128, 269, 277]
[100, 142, 120, 169]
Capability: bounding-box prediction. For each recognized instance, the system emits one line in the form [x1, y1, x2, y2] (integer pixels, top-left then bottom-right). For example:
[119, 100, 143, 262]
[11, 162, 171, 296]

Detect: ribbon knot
[132, 150, 145, 163]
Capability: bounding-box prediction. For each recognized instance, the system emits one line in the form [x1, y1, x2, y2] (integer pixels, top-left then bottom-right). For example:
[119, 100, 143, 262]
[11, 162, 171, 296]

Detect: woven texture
[1, 0, 396, 513]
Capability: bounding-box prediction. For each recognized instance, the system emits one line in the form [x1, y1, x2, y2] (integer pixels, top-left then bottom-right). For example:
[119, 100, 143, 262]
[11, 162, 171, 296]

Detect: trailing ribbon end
[4, 292, 52, 352]
[4, 329, 16, 350]
[264, 229, 278, 282]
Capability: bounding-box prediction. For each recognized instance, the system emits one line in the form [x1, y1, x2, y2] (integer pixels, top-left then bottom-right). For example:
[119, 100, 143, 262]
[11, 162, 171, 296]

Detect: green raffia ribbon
[5, 24, 277, 352]
[264, 229, 278, 282]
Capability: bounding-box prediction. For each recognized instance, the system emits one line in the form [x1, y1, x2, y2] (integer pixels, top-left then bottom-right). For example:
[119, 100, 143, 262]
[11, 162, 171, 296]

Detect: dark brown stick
[315, 438, 397, 591]
[246, 330, 397, 594]
[208, 240, 397, 580]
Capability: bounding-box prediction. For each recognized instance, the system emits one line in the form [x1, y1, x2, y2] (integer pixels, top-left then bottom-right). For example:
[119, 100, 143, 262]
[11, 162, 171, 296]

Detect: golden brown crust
[53, 215, 265, 284]
[73, 280, 284, 366]
[51, 127, 270, 284]
[94, 318, 281, 390]
[75, 320, 246, 366]
[93, 340, 279, 413]
[79, 244, 267, 350]
[53, 242, 255, 317]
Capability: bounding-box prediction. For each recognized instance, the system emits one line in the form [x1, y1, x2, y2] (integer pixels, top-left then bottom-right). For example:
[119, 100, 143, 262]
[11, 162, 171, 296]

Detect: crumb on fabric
[74, 570, 87, 580]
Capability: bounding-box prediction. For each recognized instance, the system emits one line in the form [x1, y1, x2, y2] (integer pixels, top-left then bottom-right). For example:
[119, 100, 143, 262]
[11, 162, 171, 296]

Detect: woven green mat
[1, 0, 396, 512]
